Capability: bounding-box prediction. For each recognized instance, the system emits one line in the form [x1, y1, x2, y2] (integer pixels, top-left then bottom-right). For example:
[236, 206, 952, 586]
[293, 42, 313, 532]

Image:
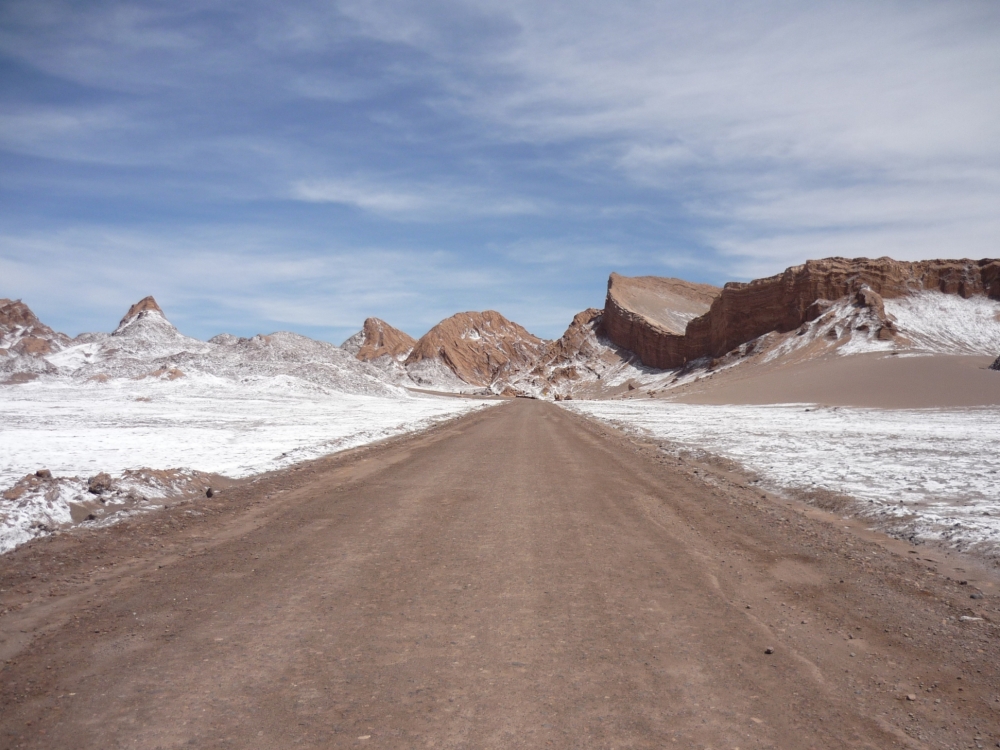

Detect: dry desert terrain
[1, 400, 999, 749]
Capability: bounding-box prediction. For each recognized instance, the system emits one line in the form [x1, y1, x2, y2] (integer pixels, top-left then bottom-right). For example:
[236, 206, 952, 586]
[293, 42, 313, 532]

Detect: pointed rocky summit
[113, 296, 171, 336]
[342, 318, 417, 362]
[117, 296, 164, 328]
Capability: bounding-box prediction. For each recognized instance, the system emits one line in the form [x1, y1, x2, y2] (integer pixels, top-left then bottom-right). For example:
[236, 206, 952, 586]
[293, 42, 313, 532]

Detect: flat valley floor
[1, 400, 998, 749]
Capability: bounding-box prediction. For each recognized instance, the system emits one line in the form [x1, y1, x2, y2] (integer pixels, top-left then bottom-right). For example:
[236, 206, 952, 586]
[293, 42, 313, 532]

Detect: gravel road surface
[1, 400, 998, 749]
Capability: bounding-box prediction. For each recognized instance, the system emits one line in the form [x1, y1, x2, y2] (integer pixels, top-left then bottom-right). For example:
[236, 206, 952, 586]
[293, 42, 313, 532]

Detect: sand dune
[667, 352, 1000, 408]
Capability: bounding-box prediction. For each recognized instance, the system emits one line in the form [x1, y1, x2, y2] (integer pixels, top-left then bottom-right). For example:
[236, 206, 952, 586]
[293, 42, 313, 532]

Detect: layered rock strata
[342, 318, 417, 362]
[604, 257, 1000, 369]
[405, 311, 545, 387]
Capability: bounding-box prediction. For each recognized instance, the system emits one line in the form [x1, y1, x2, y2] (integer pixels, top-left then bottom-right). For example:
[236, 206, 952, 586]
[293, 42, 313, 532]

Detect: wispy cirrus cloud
[0, 224, 584, 339]
[329, 0, 1000, 270]
[1, 0, 999, 335]
[290, 177, 541, 219]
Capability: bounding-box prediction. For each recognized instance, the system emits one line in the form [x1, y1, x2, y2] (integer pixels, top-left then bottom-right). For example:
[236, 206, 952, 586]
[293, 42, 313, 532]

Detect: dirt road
[1, 400, 999, 749]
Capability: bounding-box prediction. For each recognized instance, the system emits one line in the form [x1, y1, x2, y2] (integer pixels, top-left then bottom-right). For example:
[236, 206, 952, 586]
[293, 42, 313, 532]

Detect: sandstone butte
[603, 257, 1000, 370]
[348, 318, 417, 362]
[404, 310, 546, 387]
[0, 298, 70, 356]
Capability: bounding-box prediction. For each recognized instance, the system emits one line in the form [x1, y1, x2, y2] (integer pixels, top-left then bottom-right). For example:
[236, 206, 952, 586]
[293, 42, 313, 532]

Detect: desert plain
[2, 258, 1000, 749]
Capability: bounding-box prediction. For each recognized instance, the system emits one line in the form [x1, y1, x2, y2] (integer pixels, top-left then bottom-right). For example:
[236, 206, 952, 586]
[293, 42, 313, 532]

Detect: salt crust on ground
[565, 400, 1000, 558]
[0, 375, 494, 552]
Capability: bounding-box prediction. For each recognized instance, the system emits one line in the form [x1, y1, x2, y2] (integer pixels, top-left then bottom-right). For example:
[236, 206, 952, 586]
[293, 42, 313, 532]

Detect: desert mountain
[0, 299, 70, 357]
[2, 297, 401, 396]
[404, 310, 547, 391]
[502, 309, 636, 399]
[603, 257, 1000, 370]
[341, 318, 416, 362]
[501, 256, 1000, 399]
[8, 255, 1000, 397]
[113, 295, 177, 337]
[0, 299, 73, 382]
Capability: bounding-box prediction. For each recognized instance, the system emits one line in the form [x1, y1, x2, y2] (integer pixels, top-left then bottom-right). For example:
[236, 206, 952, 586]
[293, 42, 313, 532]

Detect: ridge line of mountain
[4, 254, 1000, 396]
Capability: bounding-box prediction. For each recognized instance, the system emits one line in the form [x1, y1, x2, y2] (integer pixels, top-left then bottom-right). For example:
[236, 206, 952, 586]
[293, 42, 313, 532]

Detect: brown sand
[1, 400, 999, 748]
[668, 353, 1000, 408]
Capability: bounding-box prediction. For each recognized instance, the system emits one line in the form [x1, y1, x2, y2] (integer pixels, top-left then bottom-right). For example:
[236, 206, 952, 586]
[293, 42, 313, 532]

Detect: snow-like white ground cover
[0, 375, 494, 552]
[565, 400, 1000, 555]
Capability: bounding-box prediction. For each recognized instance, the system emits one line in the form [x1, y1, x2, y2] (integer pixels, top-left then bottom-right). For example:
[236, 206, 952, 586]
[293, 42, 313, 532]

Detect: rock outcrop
[114, 296, 166, 335]
[990, 355, 1000, 371]
[341, 318, 416, 362]
[0, 299, 70, 356]
[604, 258, 1000, 369]
[601, 274, 721, 370]
[405, 311, 546, 388]
[537, 309, 607, 374]
[0, 296, 401, 397]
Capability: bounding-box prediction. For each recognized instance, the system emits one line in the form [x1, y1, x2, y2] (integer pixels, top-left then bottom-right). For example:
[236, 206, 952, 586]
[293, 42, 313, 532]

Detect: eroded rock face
[604, 257, 1000, 369]
[87, 473, 113, 495]
[342, 318, 417, 362]
[115, 296, 165, 334]
[601, 274, 721, 370]
[538, 309, 606, 370]
[0, 299, 70, 356]
[405, 310, 546, 387]
[523, 309, 619, 387]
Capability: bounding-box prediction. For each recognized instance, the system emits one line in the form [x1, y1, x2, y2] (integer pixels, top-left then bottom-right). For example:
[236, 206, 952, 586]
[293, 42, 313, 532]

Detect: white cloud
[2, 0, 999, 321]
[334, 0, 1000, 265]
[290, 177, 541, 219]
[292, 179, 433, 213]
[0, 225, 585, 339]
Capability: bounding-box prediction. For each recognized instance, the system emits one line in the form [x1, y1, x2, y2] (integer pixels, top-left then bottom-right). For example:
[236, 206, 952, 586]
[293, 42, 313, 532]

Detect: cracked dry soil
[1, 399, 999, 749]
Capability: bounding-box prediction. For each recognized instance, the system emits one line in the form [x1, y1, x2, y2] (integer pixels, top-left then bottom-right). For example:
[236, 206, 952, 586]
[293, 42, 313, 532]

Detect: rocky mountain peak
[0, 299, 70, 356]
[405, 310, 546, 388]
[102, 295, 212, 363]
[342, 318, 417, 362]
[0, 299, 42, 331]
[115, 296, 165, 334]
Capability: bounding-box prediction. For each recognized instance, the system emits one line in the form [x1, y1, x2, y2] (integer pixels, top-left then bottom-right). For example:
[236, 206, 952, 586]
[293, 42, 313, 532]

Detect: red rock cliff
[603, 257, 1000, 369]
[601, 274, 721, 370]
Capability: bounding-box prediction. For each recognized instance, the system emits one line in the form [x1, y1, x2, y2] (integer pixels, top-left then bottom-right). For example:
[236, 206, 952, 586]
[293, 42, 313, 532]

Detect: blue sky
[1, 1, 999, 341]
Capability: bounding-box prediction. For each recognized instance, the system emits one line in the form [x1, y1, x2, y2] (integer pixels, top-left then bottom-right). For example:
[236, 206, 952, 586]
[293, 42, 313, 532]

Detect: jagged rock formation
[341, 318, 416, 362]
[990, 355, 1000, 371]
[537, 309, 607, 378]
[405, 311, 546, 388]
[2, 297, 402, 397]
[503, 309, 646, 398]
[116, 296, 164, 332]
[0, 299, 70, 356]
[604, 258, 1000, 369]
[9, 256, 1000, 397]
